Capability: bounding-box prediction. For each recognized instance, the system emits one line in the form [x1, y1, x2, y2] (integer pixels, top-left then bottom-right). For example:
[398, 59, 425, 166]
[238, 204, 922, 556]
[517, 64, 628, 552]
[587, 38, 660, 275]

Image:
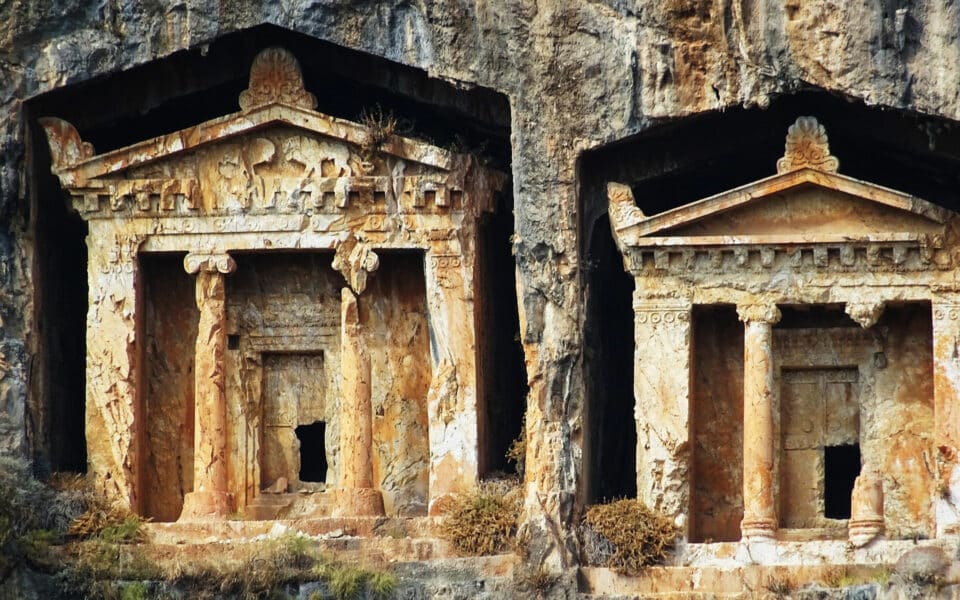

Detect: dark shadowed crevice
[581, 214, 635, 504]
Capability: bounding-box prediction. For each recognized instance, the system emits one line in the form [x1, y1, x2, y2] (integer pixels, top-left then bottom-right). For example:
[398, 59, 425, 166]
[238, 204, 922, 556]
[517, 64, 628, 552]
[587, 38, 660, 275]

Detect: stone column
[85, 225, 143, 512]
[179, 253, 236, 520]
[633, 296, 693, 534]
[333, 287, 385, 516]
[932, 297, 960, 535]
[423, 252, 480, 515]
[737, 302, 781, 541]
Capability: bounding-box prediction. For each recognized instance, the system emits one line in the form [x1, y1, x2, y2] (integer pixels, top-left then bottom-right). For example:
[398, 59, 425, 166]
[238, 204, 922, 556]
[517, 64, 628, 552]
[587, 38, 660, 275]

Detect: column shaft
[932, 299, 960, 535]
[180, 254, 235, 520]
[333, 287, 384, 516]
[339, 287, 374, 489]
[738, 303, 781, 540]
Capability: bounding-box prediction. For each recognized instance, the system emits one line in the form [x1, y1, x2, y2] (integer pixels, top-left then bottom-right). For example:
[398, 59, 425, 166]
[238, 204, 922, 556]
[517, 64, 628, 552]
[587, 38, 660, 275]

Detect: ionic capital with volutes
[184, 252, 237, 275]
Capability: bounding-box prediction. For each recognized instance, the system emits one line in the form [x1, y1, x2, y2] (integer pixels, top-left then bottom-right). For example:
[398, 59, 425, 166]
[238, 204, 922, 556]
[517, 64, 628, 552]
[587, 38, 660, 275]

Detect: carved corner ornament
[606, 182, 645, 229]
[238, 47, 318, 112]
[184, 253, 237, 275]
[776, 116, 840, 174]
[38, 117, 94, 172]
[846, 301, 885, 329]
[332, 235, 379, 294]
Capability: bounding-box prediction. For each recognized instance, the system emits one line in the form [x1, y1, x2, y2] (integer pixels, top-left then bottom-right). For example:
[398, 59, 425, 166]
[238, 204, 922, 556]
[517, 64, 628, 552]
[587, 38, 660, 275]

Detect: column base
[332, 488, 385, 517]
[179, 490, 233, 521]
[740, 517, 776, 541]
[848, 518, 884, 547]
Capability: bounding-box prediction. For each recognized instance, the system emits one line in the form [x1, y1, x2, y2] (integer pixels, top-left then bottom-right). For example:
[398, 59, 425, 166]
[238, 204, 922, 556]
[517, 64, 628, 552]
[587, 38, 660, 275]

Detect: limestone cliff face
[2, 0, 959, 566]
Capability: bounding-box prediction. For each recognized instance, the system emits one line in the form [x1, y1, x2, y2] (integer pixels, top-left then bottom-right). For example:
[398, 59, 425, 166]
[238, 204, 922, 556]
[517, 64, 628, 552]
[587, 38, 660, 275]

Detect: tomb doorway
[262, 353, 327, 490]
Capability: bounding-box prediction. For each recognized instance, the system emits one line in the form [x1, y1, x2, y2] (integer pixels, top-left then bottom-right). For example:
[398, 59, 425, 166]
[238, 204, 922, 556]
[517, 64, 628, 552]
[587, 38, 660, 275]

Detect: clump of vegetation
[320, 563, 397, 600]
[762, 575, 793, 599]
[358, 105, 412, 164]
[166, 533, 317, 598]
[438, 479, 523, 556]
[0, 459, 402, 597]
[819, 565, 891, 589]
[0, 456, 87, 579]
[581, 498, 679, 575]
[68, 493, 145, 541]
[56, 536, 162, 597]
[513, 564, 558, 599]
[505, 421, 526, 479]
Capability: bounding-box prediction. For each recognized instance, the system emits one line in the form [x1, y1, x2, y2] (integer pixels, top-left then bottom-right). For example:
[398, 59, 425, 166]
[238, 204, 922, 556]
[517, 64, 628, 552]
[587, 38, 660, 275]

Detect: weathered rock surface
[3, 0, 960, 576]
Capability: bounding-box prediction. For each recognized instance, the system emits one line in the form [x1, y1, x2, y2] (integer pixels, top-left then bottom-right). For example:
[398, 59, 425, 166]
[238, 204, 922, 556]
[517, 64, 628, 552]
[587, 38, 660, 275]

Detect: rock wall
[3, 0, 960, 567]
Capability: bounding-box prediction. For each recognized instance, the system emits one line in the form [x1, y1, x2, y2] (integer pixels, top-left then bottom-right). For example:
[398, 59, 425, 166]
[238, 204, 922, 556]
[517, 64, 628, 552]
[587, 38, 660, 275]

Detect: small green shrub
[325, 564, 396, 600]
[438, 480, 522, 556]
[120, 581, 149, 600]
[17, 528, 59, 570]
[582, 498, 679, 575]
[98, 515, 147, 545]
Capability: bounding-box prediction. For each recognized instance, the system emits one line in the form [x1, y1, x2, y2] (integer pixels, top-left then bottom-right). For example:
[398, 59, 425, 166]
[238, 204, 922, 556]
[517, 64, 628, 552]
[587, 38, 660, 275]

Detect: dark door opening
[296, 422, 328, 483]
[582, 214, 637, 504]
[824, 444, 861, 519]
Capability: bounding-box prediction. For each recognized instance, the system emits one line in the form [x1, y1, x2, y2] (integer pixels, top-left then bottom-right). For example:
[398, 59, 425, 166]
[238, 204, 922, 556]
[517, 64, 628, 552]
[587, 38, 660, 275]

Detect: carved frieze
[625, 242, 949, 276]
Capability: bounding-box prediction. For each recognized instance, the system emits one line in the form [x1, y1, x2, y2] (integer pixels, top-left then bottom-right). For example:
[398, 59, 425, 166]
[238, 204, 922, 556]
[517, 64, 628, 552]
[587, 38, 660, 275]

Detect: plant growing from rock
[438, 479, 522, 556]
[581, 498, 679, 575]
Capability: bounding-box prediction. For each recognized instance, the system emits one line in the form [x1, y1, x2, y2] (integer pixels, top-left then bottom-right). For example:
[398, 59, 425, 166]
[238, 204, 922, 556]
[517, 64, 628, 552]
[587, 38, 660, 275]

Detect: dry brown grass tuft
[359, 105, 402, 162]
[582, 498, 679, 575]
[505, 422, 526, 478]
[438, 479, 522, 556]
[68, 494, 145, 542]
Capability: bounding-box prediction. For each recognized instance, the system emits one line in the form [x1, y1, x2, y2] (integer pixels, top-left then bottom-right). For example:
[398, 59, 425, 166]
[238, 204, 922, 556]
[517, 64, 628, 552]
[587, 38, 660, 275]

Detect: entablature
[610, 116, 960, 296]
[40, 47, 505, 243]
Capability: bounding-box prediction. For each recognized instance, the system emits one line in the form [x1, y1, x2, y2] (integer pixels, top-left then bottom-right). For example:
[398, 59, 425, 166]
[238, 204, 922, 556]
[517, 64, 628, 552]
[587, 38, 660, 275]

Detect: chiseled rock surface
[2, 0, 960, 572]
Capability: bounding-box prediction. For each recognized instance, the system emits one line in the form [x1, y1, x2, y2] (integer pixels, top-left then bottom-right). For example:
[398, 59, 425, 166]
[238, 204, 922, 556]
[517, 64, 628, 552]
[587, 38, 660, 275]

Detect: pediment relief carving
[39, 48, 502, 222]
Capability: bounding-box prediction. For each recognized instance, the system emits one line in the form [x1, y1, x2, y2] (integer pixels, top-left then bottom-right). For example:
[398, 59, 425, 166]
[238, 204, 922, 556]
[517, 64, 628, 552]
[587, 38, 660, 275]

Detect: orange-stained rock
[609, 117, 960, 553]
[39, 47, 504, 523]
[849, 463, 884, 547]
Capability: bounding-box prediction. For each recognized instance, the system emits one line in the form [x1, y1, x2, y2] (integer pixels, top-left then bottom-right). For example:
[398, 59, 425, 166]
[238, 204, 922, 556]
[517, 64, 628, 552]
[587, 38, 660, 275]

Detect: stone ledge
[675, 538, 958, 567]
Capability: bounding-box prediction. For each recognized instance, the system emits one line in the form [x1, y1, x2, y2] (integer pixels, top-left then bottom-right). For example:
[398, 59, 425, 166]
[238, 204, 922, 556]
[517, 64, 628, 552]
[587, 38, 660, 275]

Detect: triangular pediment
[40, 48, 457, 188]
[608, 117, 952, 248]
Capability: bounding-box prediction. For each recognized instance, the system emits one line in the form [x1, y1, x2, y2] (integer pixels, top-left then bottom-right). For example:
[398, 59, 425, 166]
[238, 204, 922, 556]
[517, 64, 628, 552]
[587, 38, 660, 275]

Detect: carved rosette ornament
[238, 47, 318, 112]
[776, 116, 840, 174]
